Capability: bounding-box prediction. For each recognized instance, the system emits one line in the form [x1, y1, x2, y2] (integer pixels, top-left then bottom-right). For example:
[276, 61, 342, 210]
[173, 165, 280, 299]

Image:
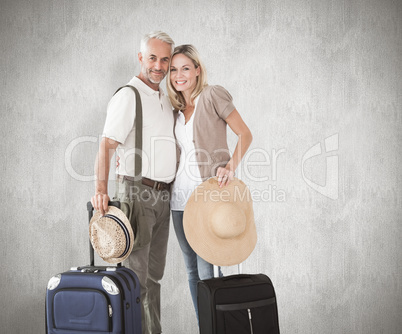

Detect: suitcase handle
[87, 201, 122, 267]
[86, 200, 121, 214]
[214, 263, 243, 278]
[221, 274, 254, 281]
[76, 265, 117, 273]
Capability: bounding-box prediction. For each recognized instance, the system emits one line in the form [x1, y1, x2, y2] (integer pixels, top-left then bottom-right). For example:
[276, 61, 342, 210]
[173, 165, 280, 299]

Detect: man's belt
[118, 175, 171, 191]
[142, 177, 171, 191]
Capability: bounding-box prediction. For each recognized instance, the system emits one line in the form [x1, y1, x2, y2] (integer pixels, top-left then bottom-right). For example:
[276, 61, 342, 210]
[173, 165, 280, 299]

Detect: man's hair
[167, 44, 208, 111]
[140, 31, 175, 55]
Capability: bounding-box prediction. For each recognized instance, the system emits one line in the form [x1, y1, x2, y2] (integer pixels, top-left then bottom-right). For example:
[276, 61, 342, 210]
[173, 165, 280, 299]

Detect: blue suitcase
[45, 202, 141, 334]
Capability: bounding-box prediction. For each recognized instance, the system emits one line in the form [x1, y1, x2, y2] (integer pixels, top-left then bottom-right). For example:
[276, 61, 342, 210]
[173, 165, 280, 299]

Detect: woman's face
[170, 53, 200, 94]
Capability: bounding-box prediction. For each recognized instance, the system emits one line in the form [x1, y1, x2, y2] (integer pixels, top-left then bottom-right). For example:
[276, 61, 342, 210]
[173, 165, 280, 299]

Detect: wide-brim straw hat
[89, 206, 134, 264]
[183, 177, 256, 266]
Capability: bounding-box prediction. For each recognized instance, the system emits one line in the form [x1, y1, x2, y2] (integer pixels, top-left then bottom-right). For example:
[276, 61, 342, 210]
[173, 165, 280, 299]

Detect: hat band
[103, 214, 131, 259]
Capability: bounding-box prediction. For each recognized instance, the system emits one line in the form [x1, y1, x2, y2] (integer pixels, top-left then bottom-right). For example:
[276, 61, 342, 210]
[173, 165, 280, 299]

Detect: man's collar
[129, 76, 165, 96]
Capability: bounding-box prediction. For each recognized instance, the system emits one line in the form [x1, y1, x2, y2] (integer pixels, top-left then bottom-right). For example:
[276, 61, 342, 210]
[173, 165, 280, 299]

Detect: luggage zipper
[116, 272, 131, 291]
[109, 304, 113, 317]
[207, 278, 272, 331]
[248, 309, 254, 334]
[216, 298, 277, 334]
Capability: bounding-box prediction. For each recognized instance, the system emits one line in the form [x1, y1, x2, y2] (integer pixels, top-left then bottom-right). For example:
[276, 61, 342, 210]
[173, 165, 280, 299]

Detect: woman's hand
[216, 167, 234, 188]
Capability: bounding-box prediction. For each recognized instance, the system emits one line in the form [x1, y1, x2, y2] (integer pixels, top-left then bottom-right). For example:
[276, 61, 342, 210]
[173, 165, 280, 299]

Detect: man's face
[138, 38, 171, 88]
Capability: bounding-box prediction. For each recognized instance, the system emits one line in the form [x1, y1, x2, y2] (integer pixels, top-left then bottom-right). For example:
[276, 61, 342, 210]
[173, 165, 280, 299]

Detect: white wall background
[1, 0, 401, 333]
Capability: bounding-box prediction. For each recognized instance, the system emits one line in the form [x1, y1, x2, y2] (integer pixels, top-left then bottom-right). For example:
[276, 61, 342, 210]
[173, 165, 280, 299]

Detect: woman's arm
[217, 108, 253, 187]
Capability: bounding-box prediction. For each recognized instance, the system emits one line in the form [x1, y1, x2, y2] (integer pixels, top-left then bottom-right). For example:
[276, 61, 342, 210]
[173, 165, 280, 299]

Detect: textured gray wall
[1, 0, 401, 333]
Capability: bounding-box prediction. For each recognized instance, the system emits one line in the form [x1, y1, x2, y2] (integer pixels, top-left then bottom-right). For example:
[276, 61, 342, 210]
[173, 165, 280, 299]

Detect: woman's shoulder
[202, 84, 228, 93]
[201, 85, 232, 101]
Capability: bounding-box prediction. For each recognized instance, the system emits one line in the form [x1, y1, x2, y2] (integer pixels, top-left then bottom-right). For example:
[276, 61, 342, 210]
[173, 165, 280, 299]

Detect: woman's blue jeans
[171, 210, 222, 322]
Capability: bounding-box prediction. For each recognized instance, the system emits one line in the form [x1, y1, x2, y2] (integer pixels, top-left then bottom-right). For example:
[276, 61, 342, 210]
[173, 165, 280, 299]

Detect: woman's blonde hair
[167, 45, 208, 111]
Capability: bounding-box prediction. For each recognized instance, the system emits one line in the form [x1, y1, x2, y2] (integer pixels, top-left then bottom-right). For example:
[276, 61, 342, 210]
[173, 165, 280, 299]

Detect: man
[91, 31, 176, 334]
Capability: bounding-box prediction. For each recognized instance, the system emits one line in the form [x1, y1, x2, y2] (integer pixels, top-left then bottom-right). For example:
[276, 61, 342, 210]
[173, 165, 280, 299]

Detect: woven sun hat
[89, 206, 134, 264]
[183, 177, 256, 266]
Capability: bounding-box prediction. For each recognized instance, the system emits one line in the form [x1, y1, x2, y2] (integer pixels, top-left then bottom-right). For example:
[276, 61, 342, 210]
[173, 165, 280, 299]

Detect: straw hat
[183, 177, 256, 266]
[89, 206, 134, 264]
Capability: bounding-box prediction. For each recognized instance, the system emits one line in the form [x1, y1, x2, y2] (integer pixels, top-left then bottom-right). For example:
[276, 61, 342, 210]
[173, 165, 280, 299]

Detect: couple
[91, 31, 252, 334]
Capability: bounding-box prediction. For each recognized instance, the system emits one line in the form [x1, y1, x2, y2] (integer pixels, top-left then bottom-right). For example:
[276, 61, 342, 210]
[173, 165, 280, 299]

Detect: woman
[167, 45, 253, 321]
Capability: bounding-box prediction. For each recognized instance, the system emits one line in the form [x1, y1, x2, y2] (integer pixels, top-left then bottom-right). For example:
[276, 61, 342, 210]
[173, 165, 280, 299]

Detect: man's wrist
[95, 188, 108, 195]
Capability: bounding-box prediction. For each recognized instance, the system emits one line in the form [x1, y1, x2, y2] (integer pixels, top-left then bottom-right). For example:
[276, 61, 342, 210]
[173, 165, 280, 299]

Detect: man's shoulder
[109, 77, 144, 103]
[126, 76, 140, 88]
[109, 85, 136, 106]
[110, 77, 142, 98]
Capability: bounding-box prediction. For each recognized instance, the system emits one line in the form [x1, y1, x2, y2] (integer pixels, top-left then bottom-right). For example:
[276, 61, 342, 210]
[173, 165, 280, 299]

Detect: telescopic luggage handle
[86, 201, 121, 267]
[214, 263, 243, 278]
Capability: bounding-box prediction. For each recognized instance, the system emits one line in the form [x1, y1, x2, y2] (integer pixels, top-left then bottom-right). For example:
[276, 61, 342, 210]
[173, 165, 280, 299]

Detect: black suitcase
[45, 201, 142, 334]
[198, 271, 280, 334]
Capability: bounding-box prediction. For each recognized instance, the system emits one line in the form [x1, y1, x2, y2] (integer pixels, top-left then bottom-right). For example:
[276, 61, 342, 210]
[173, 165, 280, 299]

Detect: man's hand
[91, 192, 110, 216]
